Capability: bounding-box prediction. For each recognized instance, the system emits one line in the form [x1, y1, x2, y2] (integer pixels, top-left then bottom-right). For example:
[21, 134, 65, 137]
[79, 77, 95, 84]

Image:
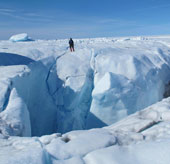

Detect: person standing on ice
[69, 38, 75, 52]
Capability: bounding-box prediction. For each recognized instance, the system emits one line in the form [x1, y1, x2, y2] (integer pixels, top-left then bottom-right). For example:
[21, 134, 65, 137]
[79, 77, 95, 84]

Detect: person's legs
[70, 45, 72, 52]
[70, 45, 74, 52]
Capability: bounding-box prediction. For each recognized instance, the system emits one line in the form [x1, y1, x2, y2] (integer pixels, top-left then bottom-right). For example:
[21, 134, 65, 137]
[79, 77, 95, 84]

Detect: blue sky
[0, 0, 170, 39]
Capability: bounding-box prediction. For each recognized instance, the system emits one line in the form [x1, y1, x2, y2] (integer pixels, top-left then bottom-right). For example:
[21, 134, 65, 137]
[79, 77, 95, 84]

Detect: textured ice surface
[0, 36, 170, 163]
[1, 36, 170, 134]
[1, 97, 170, 163]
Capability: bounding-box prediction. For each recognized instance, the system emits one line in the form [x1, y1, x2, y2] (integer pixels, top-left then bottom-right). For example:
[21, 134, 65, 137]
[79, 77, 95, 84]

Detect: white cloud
[0, 8, 54, 22]
[135, 3, 170, 12]
[0, 8, 15, 12]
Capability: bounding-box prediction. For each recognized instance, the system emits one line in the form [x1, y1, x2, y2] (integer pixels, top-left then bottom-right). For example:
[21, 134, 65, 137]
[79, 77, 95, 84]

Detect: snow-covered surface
[1, 98, 170, 163]
[1, 35, 170, 163]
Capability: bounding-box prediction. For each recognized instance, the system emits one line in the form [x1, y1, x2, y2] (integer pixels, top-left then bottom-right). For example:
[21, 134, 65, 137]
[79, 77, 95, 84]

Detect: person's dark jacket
[69, 39, 74, 46]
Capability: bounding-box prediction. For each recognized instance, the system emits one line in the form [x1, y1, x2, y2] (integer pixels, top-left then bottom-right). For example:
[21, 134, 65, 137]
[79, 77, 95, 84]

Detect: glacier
[0, 36, 170, 163]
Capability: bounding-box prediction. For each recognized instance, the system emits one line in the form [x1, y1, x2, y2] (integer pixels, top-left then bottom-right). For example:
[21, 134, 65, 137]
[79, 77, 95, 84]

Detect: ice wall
[12, 61, 58, 136]
[0, 53, 94, 136]
[87, 43, 170, 128]
[46, 51, 94, 133]
[0, 88, 31, 137]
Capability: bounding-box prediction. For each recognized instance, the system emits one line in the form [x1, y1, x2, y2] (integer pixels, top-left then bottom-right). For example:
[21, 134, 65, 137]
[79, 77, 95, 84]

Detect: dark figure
[69, 38, 75, 52]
